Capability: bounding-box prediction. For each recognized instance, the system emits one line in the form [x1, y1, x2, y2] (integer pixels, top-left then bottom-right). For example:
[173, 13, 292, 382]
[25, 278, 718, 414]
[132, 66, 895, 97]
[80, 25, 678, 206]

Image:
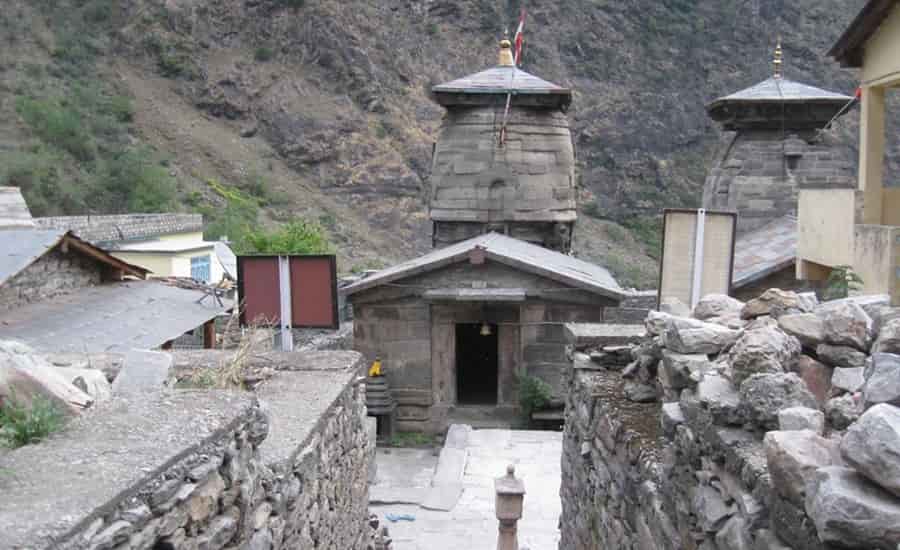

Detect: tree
[234, 220, 333, 255]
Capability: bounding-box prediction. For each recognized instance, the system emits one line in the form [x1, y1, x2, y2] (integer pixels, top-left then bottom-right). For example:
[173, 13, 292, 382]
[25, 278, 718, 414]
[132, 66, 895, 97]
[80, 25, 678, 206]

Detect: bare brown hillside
[0, 0, 880, 286]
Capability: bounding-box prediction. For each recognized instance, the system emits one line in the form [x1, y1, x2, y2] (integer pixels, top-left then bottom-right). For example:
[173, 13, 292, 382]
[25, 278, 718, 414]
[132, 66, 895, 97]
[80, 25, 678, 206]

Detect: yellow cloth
[368, 359, 382, 377]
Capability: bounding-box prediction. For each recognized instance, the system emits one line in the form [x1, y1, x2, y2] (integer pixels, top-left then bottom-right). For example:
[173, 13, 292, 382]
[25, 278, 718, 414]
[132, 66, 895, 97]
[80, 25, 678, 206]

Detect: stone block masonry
[0, 351, 372, 550]
[0, 247, 102, 312]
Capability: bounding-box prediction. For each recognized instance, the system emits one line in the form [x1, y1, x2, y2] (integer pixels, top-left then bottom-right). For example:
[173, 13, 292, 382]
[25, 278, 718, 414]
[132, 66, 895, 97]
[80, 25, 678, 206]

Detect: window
[191, 255, 211, 283]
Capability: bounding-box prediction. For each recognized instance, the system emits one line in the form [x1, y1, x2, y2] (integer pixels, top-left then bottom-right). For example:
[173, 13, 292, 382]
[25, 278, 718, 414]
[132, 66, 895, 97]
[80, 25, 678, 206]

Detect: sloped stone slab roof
[0, 229, 147, 286]
[0, 187, 35, 229]
[34, 213, 203, 247]
[709, 77, 852, 109]
[0, 280, 231, 352]
[732, 215, 797, 288]
[341, 233, 623, 301]
[433, 66, 569, 95]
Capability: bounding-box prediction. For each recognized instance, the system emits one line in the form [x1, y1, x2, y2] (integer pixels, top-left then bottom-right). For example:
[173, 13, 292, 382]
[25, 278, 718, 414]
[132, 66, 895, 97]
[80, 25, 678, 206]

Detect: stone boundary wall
[1, 353, 372, 550]
[0, 247, 102, 313]
[559, 292, 900, 550]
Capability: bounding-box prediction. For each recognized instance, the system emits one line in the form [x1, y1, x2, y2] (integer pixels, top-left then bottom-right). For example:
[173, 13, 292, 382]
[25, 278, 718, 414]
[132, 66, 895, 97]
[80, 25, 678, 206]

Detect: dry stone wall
[560, 290, 900, 550]
[0, 247, 102, 312]
[1, 353, 373, 550]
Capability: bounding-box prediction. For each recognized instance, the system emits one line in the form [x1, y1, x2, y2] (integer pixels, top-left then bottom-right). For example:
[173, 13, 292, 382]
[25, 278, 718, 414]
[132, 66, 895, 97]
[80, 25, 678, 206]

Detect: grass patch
[623, 216, 662, 260]
[254, 46, 275, 62]
[603, 251, 657, 290]
[389, 432, 435, 448]
[15, 96, 95, 161]
[0, 395, 65, 449]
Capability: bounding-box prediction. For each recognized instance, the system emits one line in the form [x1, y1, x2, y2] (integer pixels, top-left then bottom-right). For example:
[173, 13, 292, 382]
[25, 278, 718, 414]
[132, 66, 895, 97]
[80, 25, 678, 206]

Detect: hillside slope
[0, 0, 881, 287]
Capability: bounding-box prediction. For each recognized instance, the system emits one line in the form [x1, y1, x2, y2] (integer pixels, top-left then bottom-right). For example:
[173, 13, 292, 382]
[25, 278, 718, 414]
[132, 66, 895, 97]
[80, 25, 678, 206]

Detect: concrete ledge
[0, 390, 257, 548]
[564, 323, 647, 349]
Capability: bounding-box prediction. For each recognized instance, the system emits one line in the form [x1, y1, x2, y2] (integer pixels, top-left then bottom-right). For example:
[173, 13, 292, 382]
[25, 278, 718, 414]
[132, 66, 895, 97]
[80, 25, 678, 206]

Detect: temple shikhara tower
[702, 41, 855, 234]
[428, 39, 577, 252]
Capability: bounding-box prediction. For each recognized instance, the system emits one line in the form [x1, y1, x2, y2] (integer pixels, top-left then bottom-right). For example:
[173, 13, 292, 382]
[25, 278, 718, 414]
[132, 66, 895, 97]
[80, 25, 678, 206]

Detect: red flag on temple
[513, 9, 526, 65]
[855, 87, 862, 99]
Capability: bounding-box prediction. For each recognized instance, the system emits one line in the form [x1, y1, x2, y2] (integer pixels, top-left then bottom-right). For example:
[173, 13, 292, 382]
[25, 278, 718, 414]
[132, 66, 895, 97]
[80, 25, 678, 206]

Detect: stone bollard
[495, 464, 526, 550]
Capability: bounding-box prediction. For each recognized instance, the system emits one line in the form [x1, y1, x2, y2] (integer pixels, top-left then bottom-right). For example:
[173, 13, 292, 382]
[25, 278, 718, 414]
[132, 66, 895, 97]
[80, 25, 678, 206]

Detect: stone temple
[342, 41, 626, 433]
[702, 44, 856, 234]
[429, 39, 577, 252]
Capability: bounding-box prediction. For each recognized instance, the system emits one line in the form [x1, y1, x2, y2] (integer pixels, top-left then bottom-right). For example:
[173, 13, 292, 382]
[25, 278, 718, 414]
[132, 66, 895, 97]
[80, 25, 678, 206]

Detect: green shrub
[623, 216, 662, 260]
[280, 0, 306, 8]
[824, 265, 864, 300]
[0, 395, 65, 448]
[516, 372, 553, 421]
[254, 46, 275, 62]
[236, 220, 333, 255]
[15, 96, 95, 161]
[91, 148, 178, 213]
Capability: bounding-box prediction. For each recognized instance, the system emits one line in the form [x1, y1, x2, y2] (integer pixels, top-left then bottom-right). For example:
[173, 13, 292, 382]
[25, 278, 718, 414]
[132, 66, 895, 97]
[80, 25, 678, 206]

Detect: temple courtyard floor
[369, 427, 562, 550]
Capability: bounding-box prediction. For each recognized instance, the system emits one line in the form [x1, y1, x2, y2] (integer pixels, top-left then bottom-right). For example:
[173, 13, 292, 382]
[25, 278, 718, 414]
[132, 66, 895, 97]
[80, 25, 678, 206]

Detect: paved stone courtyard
[370, 428, 562, 550]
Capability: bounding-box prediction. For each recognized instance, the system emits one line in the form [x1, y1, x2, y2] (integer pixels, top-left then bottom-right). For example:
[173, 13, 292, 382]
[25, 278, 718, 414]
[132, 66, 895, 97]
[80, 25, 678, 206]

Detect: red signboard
[237, 255, 339, 329]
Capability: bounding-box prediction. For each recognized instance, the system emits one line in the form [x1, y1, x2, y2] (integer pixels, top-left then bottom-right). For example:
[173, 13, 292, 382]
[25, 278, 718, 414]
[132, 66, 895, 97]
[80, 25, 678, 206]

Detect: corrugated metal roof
[709, 77, 852, 107]
[34, 214, 203, 247]
[0, 187, 35, 229]
[433, 66, 570, 96]
[732, 215, 797, 288]
[341, 233, 623, 300]
[0, 281, 232, 353]
[0, 229, 67, 286]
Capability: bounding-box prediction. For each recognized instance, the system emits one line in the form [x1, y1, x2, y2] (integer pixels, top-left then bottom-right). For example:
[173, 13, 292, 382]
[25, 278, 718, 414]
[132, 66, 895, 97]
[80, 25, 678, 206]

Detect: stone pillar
[495, 464, 525, 550]
[859, 85, 886, 225]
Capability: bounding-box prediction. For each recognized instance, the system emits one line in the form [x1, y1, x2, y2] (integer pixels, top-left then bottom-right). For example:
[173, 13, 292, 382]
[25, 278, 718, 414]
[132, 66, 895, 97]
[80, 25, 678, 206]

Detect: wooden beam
[203, 319, 216, 349]
[60, 233, 149, 280]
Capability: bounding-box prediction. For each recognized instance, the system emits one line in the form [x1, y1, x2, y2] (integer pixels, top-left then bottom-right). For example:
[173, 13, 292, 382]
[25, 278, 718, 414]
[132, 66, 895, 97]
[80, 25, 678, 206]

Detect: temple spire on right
[773, 36, 783, 79]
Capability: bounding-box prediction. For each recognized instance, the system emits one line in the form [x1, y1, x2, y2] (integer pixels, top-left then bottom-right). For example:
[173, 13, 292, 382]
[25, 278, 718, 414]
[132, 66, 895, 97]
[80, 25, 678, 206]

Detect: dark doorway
[456, 323, 499, 405]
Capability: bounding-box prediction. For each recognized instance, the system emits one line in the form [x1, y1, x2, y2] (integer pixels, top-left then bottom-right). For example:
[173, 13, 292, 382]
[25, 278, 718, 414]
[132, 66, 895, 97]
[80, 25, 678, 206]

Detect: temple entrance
[455, 323, 499, 405]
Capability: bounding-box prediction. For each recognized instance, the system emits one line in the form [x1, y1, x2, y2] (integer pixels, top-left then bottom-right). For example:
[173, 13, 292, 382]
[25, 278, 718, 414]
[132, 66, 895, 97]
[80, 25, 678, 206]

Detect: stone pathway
[370, 427, 562, 550]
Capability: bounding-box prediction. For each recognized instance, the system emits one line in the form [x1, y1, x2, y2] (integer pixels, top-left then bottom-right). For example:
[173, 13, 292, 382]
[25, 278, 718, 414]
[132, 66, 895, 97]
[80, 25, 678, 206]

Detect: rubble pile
[560, 289, 900, 550]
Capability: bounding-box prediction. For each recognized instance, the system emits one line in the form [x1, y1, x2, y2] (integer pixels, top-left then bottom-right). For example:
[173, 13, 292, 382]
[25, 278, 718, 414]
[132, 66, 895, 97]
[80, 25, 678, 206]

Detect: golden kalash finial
[499, 36, 515, 67]
[773, 36, 783, 79]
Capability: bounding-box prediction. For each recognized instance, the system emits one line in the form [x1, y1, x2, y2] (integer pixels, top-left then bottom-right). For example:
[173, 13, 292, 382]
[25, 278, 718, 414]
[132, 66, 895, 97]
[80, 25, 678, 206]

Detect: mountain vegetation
[0, 0, 883, 287]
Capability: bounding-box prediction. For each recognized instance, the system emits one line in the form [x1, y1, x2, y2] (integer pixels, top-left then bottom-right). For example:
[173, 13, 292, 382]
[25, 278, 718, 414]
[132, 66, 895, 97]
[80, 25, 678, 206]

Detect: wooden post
[203, 319, 216, 349]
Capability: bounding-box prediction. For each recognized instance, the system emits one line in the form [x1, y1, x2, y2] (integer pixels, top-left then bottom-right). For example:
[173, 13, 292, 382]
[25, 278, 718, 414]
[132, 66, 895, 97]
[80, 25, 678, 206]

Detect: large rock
[728, 326, 800, 385]
[739, 373, 818, 430]
[805, 467, 900, 549]
[778, 406, 825, 434]
[0, 341, 92, 415]
[660, 350, 709, 389]
[873, 318, 900, 354]
[841, 404, 900, 498]
[826, 394, 864, 430]
[816, 343, 867, 369]
[830, 367, 866, 395]
[765, 430, 838, 505]
[864, 353, 900, 407]
[821, 301, 874, 352]
[664, 317, 742, 355]
[741, 289, 808, 320]
[695, 373, 743, 425]
[694, 294, 744, 321]
[777, 313, 824, 348]
[624, 382, 657, 403]
[645, 311, 674, 337]
[55, 367, 112, 404]
[660, 296, 691, 317]
[790, 355, 833, 406]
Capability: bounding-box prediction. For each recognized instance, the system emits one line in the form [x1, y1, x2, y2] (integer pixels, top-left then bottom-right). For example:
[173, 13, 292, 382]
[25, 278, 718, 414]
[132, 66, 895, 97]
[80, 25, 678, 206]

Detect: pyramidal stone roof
[708, 77, 852, 109]
[433, 66, 570, 96]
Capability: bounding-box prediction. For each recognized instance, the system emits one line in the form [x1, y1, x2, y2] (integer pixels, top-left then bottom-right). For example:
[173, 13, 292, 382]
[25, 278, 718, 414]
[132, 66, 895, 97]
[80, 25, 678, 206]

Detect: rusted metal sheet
[237, 255, 338, 329]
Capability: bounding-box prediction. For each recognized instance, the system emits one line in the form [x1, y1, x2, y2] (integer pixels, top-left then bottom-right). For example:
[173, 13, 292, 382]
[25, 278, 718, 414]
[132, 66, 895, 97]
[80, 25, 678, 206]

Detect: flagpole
[499, 9, 526, 147]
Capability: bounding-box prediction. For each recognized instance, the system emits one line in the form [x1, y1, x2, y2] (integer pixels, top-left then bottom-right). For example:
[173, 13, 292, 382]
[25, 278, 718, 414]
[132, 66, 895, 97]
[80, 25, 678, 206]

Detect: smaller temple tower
[703, 41, 855, 234]
[428, 39, 577, 252]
